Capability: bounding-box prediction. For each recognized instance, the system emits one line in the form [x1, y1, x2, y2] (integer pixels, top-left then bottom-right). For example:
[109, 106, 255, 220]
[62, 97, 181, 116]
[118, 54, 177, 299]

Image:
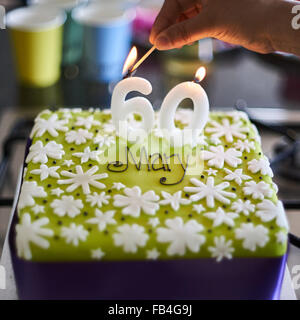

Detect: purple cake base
[9, 214, 287, 300]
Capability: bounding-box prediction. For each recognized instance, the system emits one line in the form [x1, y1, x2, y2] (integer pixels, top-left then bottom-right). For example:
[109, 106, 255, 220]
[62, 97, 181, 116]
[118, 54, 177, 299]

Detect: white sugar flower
[58, 165, 108, 194]
[159, 191, 190, 211]
[235, 223, 269, 251]
[26, 141, 65, 164]
[243, 181, 273, 200]
[184, 177, 236, 208]
[102, 122, 115, 133]
[247, 157, 274, 177]
[16, 213, 54, 260]
[206, 119, 248, 142]
[147, 248, 160, 260]
[157, 217, 205, 256]
[86, 191, 110, 208]
[94, 134, 116, 148]
[224, 168, 251, 185]
[231, 199, 255, 216]
[51, 188, 64, 197]
[30, 114, 68, 138]
[113, 224, 149, 253]
[63, 159, 74, 167]
[234, 139, 255, 153]
[148, 217, 160, 228]
[32, 205, 44, 215]
[205, 168, 217, 176]
[202, 146, 242, 168]
[65, 129, 93, 145]
[18, 181, 47, 209]
[73, 146, 103, 163]
[50, 196, 83, 218]
[256, 200, 289, 229]
[112, 182, 125, 190]
[196, 134, 208, 146]
[30, 164, 60, 181]
[91, 248, 105, 260]
[113, 186, 159, 217]
[86, 209, 116, 231]
[276, 231, 288, 244]
[174, 108, 193, 125]
[75, 115, 101, 130]
[193, 204, 205, 214]
[204, 207, 238, 227]
[208, 236, 234, 262]
[61, 223, 89, 246]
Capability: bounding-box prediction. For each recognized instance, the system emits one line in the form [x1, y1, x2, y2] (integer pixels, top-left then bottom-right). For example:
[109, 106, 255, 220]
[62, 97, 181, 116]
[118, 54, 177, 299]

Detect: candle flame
[195, 66, 206, 82]
[122, 46, 137, 75]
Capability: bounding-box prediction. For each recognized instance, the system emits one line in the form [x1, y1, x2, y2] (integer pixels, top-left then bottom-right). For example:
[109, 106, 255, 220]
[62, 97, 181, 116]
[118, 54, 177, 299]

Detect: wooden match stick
[131, 46, 156, 72]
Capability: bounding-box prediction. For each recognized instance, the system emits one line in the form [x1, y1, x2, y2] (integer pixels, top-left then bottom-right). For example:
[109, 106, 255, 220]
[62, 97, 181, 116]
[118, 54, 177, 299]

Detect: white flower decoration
[63, 159, 74, 167]
[206, 119, 248, 142]
[247, 157, 274, 177]
[184, 177, 236, 208]
[58, 165, 108, 194]
[113, 186, 159, 217]
[26, 141, 65, 164]
[94, 135, 116, 148]
[256, 200, 289, 229]
[102, 122, 115, 133]
[276, 231, 288, 244]
[75, 115, 100, 130]
[147, 248, 160, 260]
[30, 164, 60, 181]
[202, 146, 242, 168]
[113, 224, 149, 253]
[224, 168, 251, 185]
[208, 236, 234, 262]
[50, 196, 83, 218]
[174, 109, 192, 125]
[30, 114, 68, 138]
[193, 204, 205, 214]
[73, 146, 103, 163]
[234, 139, 255, 153]
[86, 209, 116, 231]
[112, 182, 125, 190]
[204, 207, 238, 227]
[91, 248, 105, 260]
[235, 223, 269, 251]
[32, 205, 44, 215]
[65, 129, 93, 145]
[159, 191, 190, 211]
[205, 168, 217, 176]
[18, 181, 47, 209]
[157, 217, 205, 256]
[148, 217, 160, 228]
[51, 188, 64, 197]
[61, 223, 89, 246]
[243, 181, 273, 200]
[86, 191, 110, 208]
[231, 199, 255, 216]
[16, 213, 54, 260]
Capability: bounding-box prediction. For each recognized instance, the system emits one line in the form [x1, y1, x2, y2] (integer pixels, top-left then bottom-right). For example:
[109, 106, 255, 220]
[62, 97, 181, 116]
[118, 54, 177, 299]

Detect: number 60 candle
[111, 46, 209, 147]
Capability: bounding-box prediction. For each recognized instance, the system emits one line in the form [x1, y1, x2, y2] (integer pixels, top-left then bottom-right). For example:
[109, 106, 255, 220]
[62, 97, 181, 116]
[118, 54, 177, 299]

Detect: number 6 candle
[160, 67, 209, 147]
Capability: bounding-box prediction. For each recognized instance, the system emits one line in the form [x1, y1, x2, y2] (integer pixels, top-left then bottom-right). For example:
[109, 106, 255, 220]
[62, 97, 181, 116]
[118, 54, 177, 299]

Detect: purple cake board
[9, 139, 288, 300]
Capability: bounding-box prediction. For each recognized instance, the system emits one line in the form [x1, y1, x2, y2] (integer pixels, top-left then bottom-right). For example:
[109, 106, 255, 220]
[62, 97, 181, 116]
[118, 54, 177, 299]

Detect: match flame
[195, 66, 206, 82]
[122, 46, 137, 75]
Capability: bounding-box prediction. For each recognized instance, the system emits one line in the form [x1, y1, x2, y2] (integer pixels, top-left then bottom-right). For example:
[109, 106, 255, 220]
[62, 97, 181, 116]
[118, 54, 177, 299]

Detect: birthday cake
[10, 107, 288, 299]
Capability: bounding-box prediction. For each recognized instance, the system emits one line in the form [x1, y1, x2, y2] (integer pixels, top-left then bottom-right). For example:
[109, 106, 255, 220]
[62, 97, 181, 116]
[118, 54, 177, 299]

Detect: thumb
[154, 12, 215, 50]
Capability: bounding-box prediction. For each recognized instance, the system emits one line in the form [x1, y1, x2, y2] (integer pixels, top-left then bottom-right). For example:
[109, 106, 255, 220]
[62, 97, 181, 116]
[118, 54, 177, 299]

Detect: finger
[150, 0, 197, 44]
[154, 11, 214, 50]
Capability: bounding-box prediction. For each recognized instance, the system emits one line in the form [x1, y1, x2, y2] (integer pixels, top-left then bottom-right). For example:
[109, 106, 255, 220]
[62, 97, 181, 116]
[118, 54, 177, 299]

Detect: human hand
[150, 0, 278, 54]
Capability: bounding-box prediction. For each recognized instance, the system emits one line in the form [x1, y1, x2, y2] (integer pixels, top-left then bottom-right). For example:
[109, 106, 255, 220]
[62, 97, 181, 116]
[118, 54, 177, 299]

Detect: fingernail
[156, 35, 169, 48]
